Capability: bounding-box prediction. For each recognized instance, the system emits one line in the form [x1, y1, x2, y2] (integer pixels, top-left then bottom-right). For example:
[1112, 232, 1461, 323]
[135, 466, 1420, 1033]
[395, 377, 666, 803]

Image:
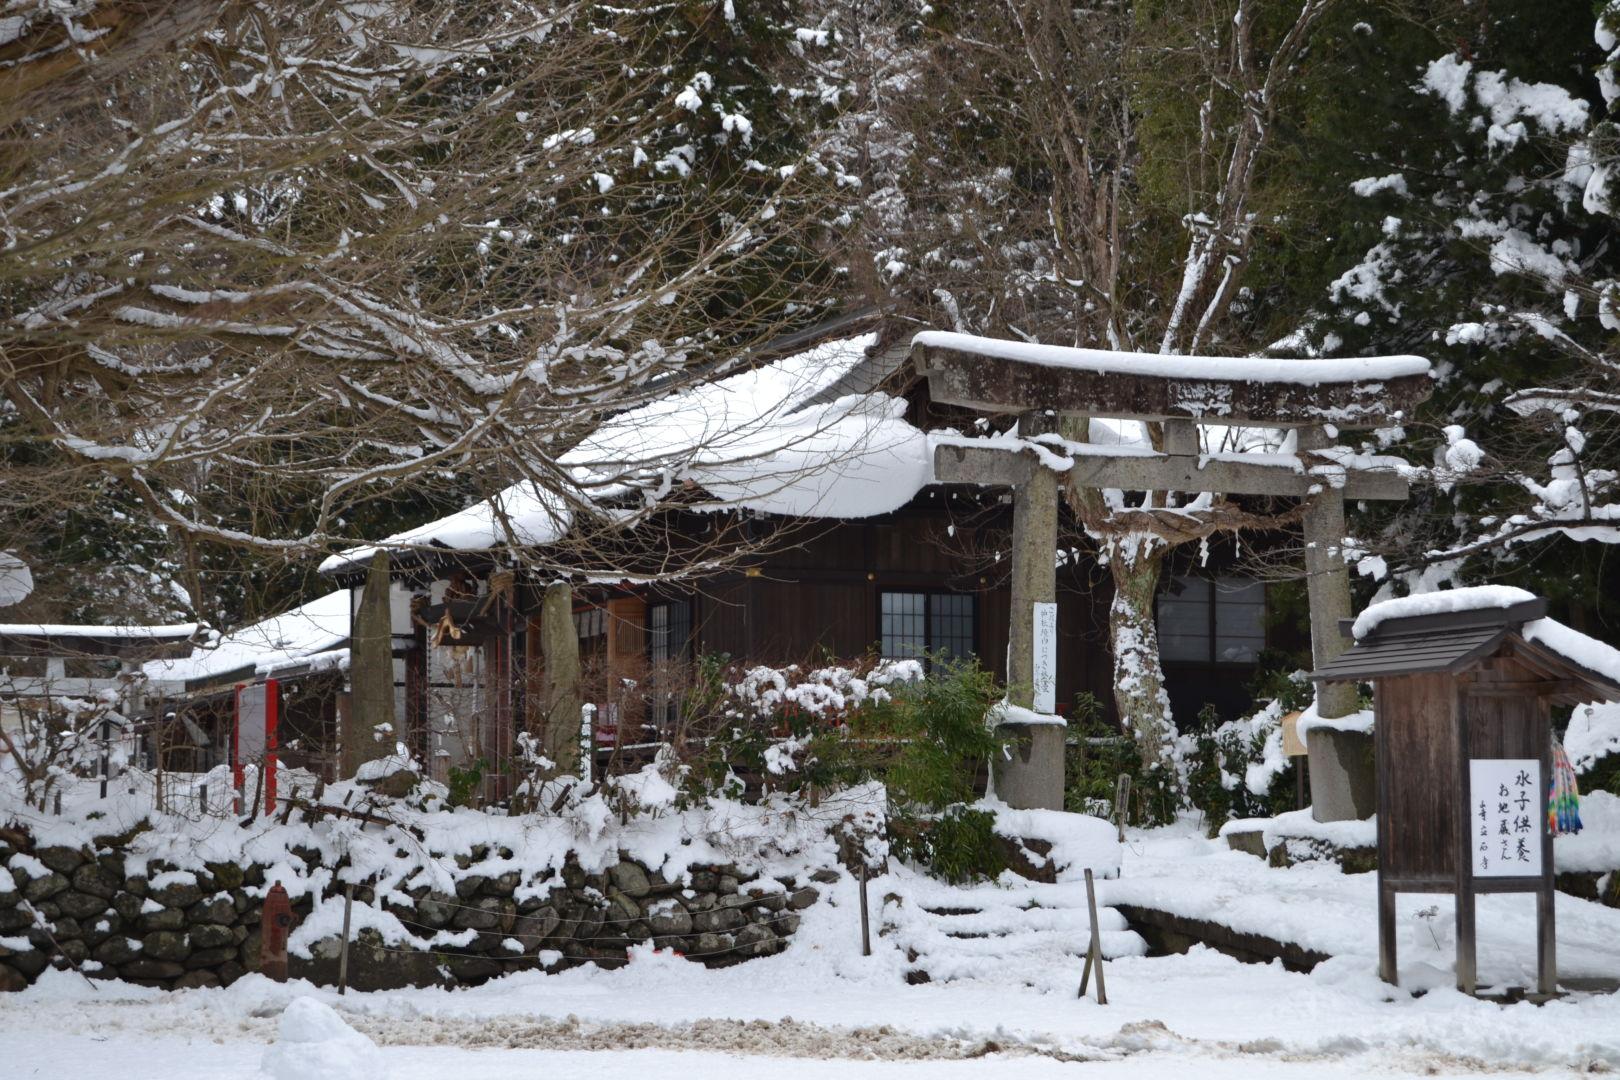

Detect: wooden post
[1114, 773, 1131, 843]
[1375, 684, 1396, 985]
[1537, 705, 1557, 996]
[338, 881, 355, 995]
[98, 714, 110, 800]
[1077, 867, 1107, 1003]
[1298, 426, 1357, 722]
[858, 861, 872, 957]
[1454, 697, 1477, 995]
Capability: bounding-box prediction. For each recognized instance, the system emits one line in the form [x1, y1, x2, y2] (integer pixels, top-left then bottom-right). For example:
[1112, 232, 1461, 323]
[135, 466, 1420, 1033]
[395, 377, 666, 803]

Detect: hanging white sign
[1032, 601, 1058, 714]
[1469, 758, 1542, 878]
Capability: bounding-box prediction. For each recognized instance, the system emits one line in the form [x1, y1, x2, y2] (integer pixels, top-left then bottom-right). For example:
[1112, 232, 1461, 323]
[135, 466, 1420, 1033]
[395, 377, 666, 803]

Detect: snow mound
[985, 802, 1121, 880]
[260, 998, 382, 1080]
[1552, 789, 1620, 874]
[1295, 698, 1374, 748]
[1350, 584, 1535, 639]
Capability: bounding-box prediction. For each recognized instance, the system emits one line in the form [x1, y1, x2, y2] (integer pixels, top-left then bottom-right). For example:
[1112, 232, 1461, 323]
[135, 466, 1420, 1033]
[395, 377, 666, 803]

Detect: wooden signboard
[1313, 593, 1620, 999]
[1280, 710, 1307, 758]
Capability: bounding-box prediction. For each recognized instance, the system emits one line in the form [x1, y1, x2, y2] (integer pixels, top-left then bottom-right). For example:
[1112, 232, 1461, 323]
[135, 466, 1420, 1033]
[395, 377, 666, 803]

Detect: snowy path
[4, 821, 1620, 1077]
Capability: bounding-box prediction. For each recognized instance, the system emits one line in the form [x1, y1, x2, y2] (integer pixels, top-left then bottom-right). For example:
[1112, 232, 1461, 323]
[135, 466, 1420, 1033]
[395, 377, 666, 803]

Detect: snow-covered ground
[5, 819, 1620, 1078]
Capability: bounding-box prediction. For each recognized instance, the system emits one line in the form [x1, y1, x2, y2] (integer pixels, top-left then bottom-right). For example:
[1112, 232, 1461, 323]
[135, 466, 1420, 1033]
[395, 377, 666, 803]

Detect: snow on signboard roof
[1328, 585, 1620, 695]
[143, 590, 350, 687]
[1521, 617, 1620, 690]
[912, 330, 1432, 386]
[320, 333, 934, 574]
[1350, 585, 1537, 640]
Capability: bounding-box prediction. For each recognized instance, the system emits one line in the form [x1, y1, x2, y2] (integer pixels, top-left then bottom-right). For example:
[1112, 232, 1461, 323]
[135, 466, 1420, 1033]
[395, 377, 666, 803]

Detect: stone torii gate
[910, 331, 1434, 812]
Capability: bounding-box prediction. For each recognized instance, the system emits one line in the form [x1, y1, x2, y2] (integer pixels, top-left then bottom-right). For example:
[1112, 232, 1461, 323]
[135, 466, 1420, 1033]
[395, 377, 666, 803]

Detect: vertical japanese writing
[1468, 759, 1542, 878]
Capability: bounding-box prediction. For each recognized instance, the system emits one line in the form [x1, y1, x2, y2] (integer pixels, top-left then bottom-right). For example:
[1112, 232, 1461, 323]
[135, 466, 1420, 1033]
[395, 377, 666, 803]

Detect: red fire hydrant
[261, 883, 294, 982]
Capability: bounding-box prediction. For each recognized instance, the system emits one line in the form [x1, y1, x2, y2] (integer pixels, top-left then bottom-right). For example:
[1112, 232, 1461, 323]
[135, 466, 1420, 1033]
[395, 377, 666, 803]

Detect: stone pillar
[1298, 425, 1372, 822]
[1299, 428, 1356, 720]
[538, 581, 583, 779]
[997, 411, 1064, 810]
[344, 551, 395, 777]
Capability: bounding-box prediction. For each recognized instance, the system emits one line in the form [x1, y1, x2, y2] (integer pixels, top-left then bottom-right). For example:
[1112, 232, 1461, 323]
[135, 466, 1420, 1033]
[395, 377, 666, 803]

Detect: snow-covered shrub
[0, 687, 134, 810]
[1182, 670, 1311, 835]
[917, 805, 1007, 884]
[678, 654, 1009, 880]
[674, 654, 928, 801]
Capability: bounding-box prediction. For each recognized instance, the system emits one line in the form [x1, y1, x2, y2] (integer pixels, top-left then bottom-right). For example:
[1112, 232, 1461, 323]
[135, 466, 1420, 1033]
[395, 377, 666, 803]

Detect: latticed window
[648, 599, 691, 665]
[648, 598, 692, 729]
[1157, 576, 1267, 664]
[880, 591, 976, 665]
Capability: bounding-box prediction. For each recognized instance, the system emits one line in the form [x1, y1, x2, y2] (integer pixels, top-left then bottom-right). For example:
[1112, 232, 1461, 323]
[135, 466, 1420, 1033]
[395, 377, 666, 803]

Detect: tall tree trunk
[1058, 416, 1177, 772]
[1101, 535, 1175, 770]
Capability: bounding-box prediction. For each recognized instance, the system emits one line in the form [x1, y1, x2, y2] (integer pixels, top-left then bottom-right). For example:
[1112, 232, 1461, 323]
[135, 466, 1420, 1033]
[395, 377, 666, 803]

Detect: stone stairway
[881, 876, 1146, 992]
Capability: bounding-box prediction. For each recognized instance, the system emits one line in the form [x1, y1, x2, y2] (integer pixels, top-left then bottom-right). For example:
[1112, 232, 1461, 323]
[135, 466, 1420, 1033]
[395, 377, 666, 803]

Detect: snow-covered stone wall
[0, 834, 824, 992]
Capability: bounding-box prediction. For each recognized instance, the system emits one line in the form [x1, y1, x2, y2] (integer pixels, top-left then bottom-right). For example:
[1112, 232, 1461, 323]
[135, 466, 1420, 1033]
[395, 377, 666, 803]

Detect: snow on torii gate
[910, 331, 1434, 812]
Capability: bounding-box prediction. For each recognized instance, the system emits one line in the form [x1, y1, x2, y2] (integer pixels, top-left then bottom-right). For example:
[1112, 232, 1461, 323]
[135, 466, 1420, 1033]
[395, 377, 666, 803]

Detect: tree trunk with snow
[1102, 536, 1176, 770]
[1058, 417, 1178, 771]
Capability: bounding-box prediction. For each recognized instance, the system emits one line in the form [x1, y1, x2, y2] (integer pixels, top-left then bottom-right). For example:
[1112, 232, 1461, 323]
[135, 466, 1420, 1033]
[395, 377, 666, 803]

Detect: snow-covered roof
[913, 331, 1432, 386]
[320, 333, 934, 574]
[1521, 617, 1620, 690]
[0, 622, 198, 642]
[1351, 585, 1536, 640]
[1324, 586, 1620, 697]
[143, 590, 350, 687]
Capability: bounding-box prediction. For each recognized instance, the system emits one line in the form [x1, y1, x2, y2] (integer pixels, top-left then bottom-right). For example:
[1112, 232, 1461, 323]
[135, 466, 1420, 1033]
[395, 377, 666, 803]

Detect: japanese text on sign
[1468, 758, 1542, 878]
[1032, 601, 1057, 714]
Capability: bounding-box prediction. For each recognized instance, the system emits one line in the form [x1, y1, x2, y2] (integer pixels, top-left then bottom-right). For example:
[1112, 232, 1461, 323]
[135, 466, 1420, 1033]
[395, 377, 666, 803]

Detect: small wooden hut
[1313, 588, 1620, 997]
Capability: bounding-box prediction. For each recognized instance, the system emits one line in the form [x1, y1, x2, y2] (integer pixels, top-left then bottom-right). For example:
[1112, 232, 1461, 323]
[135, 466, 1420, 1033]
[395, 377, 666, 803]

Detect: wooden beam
[916, 344, 1432, 429]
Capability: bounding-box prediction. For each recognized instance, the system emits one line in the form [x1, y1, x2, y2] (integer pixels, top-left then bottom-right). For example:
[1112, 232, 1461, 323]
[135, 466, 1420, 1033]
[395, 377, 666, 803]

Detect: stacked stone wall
[0, 835, 826, 992]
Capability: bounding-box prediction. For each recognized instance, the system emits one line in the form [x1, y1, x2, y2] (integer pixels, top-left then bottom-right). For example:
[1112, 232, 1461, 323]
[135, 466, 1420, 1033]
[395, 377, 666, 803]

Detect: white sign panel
[1032, 601, 1058, 714]
[237, 684, 269, 762]
[1469, 758, 1542, 878]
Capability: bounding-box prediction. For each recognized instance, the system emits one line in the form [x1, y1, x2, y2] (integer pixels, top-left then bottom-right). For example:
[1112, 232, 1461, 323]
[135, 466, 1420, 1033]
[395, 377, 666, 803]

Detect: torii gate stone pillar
[933, 412, 1065, 810]
[1003, 412, 1065, 809]
[914, 331, 1433, 821]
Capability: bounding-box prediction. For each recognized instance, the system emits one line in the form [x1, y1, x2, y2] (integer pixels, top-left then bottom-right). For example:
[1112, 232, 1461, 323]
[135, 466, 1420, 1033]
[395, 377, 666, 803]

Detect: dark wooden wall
[689, 492, 1118, 721]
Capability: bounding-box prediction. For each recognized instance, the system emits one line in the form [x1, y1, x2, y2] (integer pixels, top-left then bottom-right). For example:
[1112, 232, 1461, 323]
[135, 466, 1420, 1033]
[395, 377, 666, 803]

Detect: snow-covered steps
[880, 875, 1146, 992]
